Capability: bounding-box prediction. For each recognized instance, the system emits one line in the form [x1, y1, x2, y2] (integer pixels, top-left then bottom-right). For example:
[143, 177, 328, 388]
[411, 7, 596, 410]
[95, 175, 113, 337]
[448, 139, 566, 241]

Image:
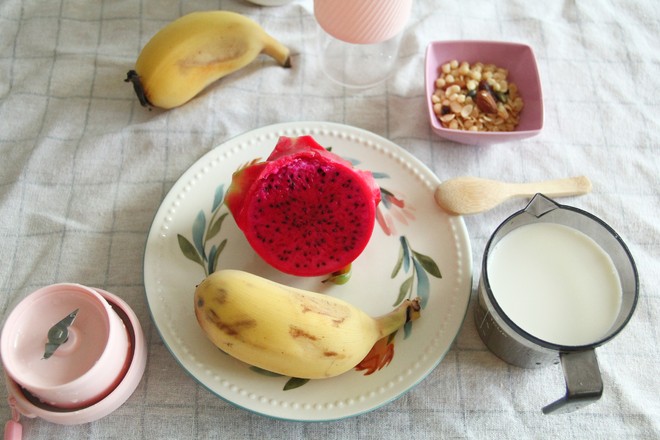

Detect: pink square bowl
[425, 41, 544, 145]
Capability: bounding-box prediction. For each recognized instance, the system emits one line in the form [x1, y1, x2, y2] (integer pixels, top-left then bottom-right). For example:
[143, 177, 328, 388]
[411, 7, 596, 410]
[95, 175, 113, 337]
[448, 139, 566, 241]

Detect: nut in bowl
[425, 41, 543, 145]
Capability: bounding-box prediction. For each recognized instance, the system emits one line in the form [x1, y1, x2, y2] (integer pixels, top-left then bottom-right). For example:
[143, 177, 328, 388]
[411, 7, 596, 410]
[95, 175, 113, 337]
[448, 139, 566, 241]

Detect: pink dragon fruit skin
[225, 135, 381, 277]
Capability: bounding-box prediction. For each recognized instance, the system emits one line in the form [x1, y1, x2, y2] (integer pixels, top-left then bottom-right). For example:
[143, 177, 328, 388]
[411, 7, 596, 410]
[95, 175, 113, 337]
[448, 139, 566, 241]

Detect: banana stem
[124, 70, 152, 108]
[375, 298, 421, 338]
[261, 34, 292, 68]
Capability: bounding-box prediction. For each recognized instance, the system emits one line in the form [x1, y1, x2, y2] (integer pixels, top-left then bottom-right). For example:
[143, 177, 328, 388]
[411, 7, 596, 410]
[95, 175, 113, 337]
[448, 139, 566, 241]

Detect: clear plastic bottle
[314, 0, 412, 88]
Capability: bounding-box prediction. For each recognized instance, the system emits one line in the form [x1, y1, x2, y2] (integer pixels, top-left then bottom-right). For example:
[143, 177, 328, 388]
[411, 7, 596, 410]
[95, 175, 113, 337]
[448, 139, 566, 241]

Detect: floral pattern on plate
[177, 174, 442, 390]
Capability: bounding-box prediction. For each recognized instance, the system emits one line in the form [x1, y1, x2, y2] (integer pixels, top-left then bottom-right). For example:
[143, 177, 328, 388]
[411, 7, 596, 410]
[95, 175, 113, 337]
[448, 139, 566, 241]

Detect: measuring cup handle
[542, 349, 603, 415]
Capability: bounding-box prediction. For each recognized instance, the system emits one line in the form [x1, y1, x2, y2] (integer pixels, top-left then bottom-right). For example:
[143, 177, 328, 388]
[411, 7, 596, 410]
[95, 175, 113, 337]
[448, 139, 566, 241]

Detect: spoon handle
[507, 176, 592, 198]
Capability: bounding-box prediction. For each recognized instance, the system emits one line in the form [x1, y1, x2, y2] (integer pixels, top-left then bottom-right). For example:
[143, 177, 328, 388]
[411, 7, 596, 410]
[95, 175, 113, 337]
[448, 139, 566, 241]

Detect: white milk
[486, 222, 622, 346]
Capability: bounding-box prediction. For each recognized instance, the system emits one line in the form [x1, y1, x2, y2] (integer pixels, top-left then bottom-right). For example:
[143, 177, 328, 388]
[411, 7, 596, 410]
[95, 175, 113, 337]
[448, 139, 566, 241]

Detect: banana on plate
[194, 270, 421, 379]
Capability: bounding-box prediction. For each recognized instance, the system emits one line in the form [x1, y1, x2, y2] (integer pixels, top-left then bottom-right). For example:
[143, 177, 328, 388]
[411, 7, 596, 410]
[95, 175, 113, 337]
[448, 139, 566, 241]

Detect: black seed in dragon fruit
[225, 135, 381, 277]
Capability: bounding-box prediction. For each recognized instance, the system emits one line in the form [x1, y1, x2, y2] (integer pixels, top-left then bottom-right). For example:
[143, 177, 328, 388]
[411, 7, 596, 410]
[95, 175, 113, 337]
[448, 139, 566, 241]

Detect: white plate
[143, 121, 472, 421]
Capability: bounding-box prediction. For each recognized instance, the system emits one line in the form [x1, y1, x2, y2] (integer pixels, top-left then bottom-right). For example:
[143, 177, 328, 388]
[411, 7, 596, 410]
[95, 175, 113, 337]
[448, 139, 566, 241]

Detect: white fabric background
[1, 0, 658, 438]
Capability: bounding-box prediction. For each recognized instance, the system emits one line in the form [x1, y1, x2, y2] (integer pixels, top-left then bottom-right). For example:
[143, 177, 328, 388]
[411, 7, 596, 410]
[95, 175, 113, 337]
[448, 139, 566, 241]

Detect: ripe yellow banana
[125, 11, 291, 109]
[194, 270, 421, 379]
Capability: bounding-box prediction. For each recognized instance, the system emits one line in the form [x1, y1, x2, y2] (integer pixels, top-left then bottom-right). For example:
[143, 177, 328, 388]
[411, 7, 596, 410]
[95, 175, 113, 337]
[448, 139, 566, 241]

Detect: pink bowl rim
[0, 284, 123, 398]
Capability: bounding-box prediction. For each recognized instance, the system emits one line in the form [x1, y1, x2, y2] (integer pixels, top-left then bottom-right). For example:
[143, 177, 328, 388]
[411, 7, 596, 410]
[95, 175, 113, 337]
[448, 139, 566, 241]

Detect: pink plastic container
[1, 285, 146, 436]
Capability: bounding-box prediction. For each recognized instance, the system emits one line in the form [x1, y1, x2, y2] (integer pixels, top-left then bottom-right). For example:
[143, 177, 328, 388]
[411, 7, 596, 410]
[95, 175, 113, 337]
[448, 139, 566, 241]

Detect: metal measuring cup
[474, 194, 638, 414]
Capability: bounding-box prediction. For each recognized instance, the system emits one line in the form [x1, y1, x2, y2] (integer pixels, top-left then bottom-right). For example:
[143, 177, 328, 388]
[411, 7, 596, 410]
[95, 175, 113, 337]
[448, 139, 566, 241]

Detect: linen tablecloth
[1, 0, 658, 438]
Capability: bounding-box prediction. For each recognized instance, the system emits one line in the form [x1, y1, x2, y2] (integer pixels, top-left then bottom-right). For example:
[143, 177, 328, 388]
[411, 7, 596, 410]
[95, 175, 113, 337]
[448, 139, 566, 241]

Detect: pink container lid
[314, 0, 412, 44]
[2, 287, 146, 428]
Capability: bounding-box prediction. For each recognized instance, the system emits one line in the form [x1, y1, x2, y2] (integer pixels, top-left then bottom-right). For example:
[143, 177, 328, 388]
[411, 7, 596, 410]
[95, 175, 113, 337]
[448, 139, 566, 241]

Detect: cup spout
[523, 193, 560, 218]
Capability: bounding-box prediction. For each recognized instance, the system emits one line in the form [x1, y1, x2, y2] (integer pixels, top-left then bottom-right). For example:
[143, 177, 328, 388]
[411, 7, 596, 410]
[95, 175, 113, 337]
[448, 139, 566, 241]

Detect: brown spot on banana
[289, 326, 318, 341]
[212, 287, 228, 304]
[204, 308, 256, 337]
[331, 318, 346, 327]
[289, 326, 348, 362]
[297, 294, 351, 323]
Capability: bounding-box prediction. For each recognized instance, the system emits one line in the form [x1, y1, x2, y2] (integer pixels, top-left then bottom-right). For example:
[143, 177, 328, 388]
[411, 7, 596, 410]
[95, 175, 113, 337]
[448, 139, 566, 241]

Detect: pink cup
[1, 284, 131, 409]
[314, 0, 412, 44]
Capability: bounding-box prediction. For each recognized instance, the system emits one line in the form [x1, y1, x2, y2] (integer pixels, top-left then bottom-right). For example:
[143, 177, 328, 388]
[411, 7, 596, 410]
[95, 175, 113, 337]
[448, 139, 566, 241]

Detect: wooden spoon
[434, 176, 592, 215]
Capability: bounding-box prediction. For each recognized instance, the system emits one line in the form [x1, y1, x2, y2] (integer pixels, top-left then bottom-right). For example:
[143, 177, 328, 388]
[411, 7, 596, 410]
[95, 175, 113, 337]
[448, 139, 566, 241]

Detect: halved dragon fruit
[225, 135, 381, 277]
